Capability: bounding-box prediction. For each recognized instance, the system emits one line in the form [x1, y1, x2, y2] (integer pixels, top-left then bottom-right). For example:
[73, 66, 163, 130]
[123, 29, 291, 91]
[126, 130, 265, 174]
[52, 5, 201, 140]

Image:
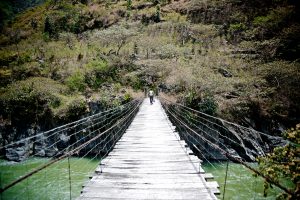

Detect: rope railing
[0, 99, 142, 199]
[159, 96, 293, 197]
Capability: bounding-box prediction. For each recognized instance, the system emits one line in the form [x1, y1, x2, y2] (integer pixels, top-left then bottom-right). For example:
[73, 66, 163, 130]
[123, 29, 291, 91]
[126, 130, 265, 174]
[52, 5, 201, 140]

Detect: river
[1, 158, 281, 199]
[0, 157, 99, 200]
[202, 162, 280, 200]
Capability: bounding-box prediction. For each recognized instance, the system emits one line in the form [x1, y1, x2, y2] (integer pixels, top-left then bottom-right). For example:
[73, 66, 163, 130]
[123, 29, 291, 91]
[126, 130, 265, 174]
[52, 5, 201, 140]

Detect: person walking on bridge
[149, 89, 154, 104]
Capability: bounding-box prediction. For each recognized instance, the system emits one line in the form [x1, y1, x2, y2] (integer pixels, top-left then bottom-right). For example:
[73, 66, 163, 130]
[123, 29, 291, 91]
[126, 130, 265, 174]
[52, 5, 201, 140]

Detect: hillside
[0, 0, 46, 30]
[0, 0, 299, 140]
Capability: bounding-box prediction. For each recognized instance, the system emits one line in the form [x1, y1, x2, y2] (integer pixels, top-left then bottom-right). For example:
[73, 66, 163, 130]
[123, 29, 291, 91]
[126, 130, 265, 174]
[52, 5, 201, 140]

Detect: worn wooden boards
[78, 99, 219, 200]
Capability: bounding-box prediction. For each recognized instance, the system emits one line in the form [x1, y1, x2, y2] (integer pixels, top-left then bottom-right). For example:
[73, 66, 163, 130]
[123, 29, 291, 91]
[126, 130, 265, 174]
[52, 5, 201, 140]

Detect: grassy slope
[0, 0, 299, 133]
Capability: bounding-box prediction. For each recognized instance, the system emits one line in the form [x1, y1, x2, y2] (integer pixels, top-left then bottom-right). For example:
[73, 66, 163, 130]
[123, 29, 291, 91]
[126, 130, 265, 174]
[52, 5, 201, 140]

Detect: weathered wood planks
[78, 99, 219, 200]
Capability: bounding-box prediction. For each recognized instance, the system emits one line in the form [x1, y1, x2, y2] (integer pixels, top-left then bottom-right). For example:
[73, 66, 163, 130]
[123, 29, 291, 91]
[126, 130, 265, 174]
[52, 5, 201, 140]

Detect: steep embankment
[0, 0, 299, 160]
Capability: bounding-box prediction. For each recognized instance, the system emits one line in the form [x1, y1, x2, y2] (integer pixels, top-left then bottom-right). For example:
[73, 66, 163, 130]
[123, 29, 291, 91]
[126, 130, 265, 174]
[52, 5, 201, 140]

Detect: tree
[44, 16, 57, 38]
[257, 124, 300, 199]
[95, 25, 137, 55]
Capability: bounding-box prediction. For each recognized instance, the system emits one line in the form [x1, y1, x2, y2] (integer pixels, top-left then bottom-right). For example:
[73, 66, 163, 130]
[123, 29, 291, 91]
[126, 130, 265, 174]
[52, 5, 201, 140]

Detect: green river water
[202, 162, 280, 200]
[0, 157, 100, 200]
[1, 158, 281, 200]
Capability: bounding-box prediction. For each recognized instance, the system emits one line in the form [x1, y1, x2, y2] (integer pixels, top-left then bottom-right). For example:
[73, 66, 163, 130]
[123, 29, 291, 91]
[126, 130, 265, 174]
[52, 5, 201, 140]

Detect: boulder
[5, 140, 30, 162]
[218, 68, 232, 77]
[34, 135, 46, 157]
[57, 133, 70, 150]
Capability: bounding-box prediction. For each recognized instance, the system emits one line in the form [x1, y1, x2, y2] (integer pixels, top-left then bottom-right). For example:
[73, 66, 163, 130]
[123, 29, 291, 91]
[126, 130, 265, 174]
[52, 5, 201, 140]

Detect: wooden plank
[79, 99, 218, 200]
[80, 188, 217, 200]
[204, 173, 214, 180]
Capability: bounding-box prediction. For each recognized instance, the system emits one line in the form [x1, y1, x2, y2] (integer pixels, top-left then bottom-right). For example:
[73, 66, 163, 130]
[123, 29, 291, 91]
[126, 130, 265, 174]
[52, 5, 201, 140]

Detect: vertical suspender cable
[222, 159, 229, 200]
[0, 170, 2, 200]
[68, 156, 72, 200]
[26, 162, 29, 200]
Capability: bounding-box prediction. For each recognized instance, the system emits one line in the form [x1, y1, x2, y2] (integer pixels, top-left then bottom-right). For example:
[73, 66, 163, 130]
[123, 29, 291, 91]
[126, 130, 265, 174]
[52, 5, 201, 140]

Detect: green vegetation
[66, 71, 86, 92]
[0, 1, 299, 199]
[0, 0, 299, 142]
[257, 124, 300, 199]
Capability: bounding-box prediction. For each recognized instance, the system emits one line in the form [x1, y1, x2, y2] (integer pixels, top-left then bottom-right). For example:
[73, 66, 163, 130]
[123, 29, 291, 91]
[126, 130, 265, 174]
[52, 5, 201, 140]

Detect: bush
[184, 90, 218, 116]
[229, 22, 247, 32]
[0, 77, 67, 129]
[86, 59, 109, 74]
[198, 97, 218, 116]
[84, 59, 114, 88]
[257, 124, 300, 199]
[64, 98, 87, 121]
[123, 92, 132, 103]
[124, 72, 143, 90]
[44, 16, 57, 38]
[66, 71, 86, 92]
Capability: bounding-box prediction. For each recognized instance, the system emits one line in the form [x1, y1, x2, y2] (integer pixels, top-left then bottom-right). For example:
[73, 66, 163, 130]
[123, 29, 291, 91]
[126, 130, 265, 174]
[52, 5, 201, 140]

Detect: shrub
[0, 77, 67, 129]
[124, 72, 143, 90]
[198, 97, 218, 116]
[84, 59, 113, 88]
[123, 92, 132, 103]
[229, 22, 247, 32]
[257, 124, 300, 199]
[86, 59, 109, 74]
[44, 16, 58, 39]
[66, 71, 86, 92]
[64, 98, 87, 121]
[184, 90, 218, 116]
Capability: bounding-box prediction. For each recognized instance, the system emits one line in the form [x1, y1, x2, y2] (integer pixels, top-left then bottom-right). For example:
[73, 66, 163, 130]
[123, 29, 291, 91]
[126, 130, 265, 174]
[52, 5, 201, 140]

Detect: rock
[5, 140, 30, 162]
[86, 19, 95, 28]
[266, 135, 288, 147]
[57, 134, 70, 150]
[35, 149, 45, 157]
[88, 101, 101, 114]
[45, 146, 58, 157]
[223, 91, 240, 99]
[38, 59, 44, 64]
[227, 148, 242, 160]
[222, 122, 266, 161]
[158, 83, 172, 93]
[130, 53, 138, 60]
[120, 89, 126, 94]
[218, 68, 232, 77]
[34, 134, 46, 157]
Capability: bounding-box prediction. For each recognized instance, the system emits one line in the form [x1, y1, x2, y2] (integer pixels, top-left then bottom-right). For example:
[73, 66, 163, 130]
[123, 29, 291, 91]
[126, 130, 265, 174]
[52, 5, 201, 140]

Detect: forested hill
[0, 0, 299, 138]
[0, 0, 46, 29]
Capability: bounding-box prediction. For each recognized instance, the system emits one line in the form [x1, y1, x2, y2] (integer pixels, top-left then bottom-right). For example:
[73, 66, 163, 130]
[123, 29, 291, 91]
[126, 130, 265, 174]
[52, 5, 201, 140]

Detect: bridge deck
[79, 99, 218, 200]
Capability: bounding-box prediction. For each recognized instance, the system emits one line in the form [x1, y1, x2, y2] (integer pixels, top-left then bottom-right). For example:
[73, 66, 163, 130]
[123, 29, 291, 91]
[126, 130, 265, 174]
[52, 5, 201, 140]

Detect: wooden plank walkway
[78, 98, 219, 200]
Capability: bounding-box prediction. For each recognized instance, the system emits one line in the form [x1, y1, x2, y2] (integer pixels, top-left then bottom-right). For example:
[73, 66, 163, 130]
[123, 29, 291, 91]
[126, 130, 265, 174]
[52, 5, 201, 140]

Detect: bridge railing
[160, 96, 291, 198]
[0, 99, 142, 199]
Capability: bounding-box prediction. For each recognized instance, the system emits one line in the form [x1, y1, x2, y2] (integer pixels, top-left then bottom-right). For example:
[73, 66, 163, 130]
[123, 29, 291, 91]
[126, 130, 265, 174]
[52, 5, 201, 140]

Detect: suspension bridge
[0, 96, 289, 199]
[79, 98, 218, 199]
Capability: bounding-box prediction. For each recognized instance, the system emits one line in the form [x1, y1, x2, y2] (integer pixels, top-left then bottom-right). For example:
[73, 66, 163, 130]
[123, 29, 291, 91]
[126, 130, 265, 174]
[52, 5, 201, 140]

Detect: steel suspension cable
[0, 100, 142, 193]
[160, 96, 274, 138]
[0, 100, 137, 150]
[164, 104, 225, 168]
[164, 104, 293, 196]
